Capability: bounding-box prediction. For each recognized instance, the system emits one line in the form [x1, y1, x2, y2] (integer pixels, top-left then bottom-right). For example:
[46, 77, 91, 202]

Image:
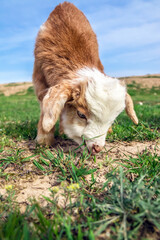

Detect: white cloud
[108, 69, 158, 78]
[0, 53, 33, 64]
[87, 0, 160, 29]
[107, 45, 160, 63]
[98, 22, 160, 52]
[0, 28, 38, 52]
[82, 0, 160, 76]
[86, 0, 160, 52]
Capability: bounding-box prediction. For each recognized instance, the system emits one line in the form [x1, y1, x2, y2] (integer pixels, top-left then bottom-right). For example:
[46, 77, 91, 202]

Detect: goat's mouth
[81, 134, 105, 154]
[73, 135, 104, 154]
[80, 138, 103, 155]
[73, 137, 92, 154]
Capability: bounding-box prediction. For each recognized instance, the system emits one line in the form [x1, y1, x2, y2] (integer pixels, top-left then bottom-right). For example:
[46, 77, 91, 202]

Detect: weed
[118, 148, 160, 179]
[33, 149, 97, 183]
[0, 148, 35, 180]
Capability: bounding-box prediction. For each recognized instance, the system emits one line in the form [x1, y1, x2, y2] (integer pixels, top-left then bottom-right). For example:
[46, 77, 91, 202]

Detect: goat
[33, 2, 138, 153]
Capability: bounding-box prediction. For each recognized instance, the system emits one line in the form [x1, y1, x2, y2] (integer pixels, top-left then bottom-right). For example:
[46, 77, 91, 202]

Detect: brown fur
[67, 81, 89, 117]
[33, 2, 104, 91]
[33, 2, 138, 147]
[33, 2, 104, 145]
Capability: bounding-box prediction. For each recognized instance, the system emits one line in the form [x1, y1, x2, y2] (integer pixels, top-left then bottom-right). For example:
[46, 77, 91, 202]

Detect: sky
[0, 0, 160, 83]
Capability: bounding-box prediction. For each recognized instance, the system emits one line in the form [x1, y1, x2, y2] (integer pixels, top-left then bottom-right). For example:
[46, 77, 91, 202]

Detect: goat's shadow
[27, 136, 83, 157]
[2, 120, 84, 155]
[53, 136, 81, 153]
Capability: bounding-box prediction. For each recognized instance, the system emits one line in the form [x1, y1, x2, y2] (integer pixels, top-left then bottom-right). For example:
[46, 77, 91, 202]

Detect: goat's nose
[92, 144, 102, 154]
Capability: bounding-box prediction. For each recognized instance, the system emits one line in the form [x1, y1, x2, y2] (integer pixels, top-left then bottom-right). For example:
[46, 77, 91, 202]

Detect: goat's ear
[42, 84, 72, 132]
[125, 93, 138, 125]
[69, 81, 87, 107]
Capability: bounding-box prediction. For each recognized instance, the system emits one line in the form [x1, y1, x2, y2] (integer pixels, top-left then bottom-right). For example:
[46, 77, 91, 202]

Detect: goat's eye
[77, 110, 86, 119]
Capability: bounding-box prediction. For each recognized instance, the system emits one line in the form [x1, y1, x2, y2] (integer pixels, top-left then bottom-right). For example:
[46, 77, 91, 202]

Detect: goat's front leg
[36, 109, 55, 146]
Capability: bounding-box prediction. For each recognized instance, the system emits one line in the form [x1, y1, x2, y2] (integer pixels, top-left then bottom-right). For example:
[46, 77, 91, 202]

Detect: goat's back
[34, 2, 104, 88]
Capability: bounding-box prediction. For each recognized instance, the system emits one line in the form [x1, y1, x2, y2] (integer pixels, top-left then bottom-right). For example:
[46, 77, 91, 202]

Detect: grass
[0, 85, 159, 143]
[118, 148, 160, 178]
[0, 162, 159, 239]
[33, 149, 97, 182]
[0, 82, 160, 239]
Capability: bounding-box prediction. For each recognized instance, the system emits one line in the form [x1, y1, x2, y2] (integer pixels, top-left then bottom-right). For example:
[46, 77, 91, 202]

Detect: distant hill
[0, 74, 160, 96]
[119, 74, 160, 88]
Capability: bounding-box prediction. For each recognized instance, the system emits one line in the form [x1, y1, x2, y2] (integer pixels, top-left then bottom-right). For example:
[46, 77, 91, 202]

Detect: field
[0, 75, 160, 239]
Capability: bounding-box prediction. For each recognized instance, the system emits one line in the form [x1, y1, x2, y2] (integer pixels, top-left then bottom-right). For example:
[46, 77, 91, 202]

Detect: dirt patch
[0, 139, 159, 211]
[0, 82, 33, 96]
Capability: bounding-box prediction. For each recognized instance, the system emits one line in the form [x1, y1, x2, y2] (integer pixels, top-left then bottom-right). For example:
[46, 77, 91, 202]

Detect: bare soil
[121, 74, 160, 88]
[0, 82, 32, 96]
[0, 139, 159, 212]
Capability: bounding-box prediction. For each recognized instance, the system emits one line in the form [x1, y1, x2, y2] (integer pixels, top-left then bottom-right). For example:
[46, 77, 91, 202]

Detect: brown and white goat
[33, 2, 138, 153]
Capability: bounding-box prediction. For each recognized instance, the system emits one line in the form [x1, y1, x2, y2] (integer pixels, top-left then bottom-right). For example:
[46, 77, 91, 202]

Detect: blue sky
[0, 0, 160, 83]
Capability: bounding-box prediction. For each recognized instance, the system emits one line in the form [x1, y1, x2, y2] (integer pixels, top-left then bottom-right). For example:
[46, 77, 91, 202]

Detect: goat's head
[42, 68, 138, 153]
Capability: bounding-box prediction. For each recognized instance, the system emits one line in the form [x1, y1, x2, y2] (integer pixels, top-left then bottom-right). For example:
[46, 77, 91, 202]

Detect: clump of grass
[0, 148, 35, 180]
[107, 120, 159, 142]
[33, 149, 97, 183]
[100, 167, 160, 239]
[119, 148, 160, 179]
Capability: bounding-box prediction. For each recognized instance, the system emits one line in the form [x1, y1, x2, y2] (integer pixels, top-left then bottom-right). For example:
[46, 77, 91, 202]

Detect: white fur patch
[40, 23, 46, 32]
[76, 67, 126, 150]
[60, 67, 126, 151]
[61, 111, 84, 144]
[42, 86, 69, 133]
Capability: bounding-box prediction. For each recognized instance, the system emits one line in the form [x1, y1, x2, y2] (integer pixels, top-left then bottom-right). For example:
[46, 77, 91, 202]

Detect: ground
[0, 82, 32, 96]
[1, 139, 159, 212]
[0, 74, 160, 239]
[120, 73, 160, 88]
